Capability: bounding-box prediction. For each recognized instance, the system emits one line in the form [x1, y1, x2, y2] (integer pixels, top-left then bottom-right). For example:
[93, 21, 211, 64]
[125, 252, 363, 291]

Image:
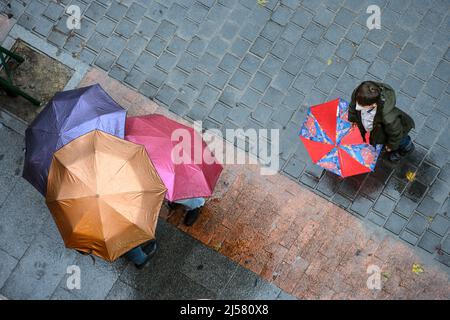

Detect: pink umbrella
[125, 114, 223, 201]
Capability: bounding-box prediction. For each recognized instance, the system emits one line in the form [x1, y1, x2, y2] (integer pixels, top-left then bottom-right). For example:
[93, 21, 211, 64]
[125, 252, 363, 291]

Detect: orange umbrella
[45, 130, 167, 262]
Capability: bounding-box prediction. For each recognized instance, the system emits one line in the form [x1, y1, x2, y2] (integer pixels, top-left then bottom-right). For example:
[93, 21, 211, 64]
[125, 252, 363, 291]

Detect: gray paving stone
[272, 71, 295, 91]
[356, 39, 379, 62]
[368, 59, 390, 80]
[33, 16, 54, 37]
[96, 17, 117, 36]
[378, 41, 401, 63]
[104, 34, 127, 54]
[85, 2, 108, 22]
[106, 1, 128, 21]
[434, 60, 450, 82]
[430, 215, 450, 237]
[43, 2, 65, 21]
[414, 53, 434, 85]
[384, 213, 408, 235]
[230, 37, 251, 59]
[187, 2, 209, 24]
[418, 230, 442, 253]
[346, 57, 369, 78]
[137, 17, 158, 38]
[250, 36, 272, 58]
[218, 53, 241, 74]
[169, 99, 190, 116]
[117, 49, 139, 71]
[207, 36, 229, 57]
[406, 213, 429, 236]
[86, 32, 108, 52]
[423, 77, 446, 99]
[218, 267, 280, 300]
[250, 71, 271, 93]
[187, 36, 206, 57]
[95, 50, 117, 71]
[1, 232, 76, 299]
[239, 22, 261, 42]
[198, 52, 221, 74]
[239, 53, 261, 75]
[138, 82, 159, 98]
[125, 2, 146, 22]
[0, 249, 18, 290]
[146, 36, 167, 56]
[208, 102, 231, 123]
[324, 23, 346, 45]
[143, 66, 167, 88]
[366, 28, 389, 46]
[345, 23, 367, 44]
[336, 39, 356, 61]
[334, 7, 355, 28]
[228, 69, 251, 90]
[181, 244, 238, 294]
[115, 19, 137, 38]
[262, 86, 285, 107]
[426, 144, 450, 168]
[400, 230, 419, 246]
[155, 84, 178, 106]
[400, 75, 424, 99]
[166, 68, 188, 90]
[227, 105, 251, 126]
[400, 42, 423, 65]
[124, 68, 146, 89]
[156, 50, 178, 72]
[251, 103, 273, 125]
[302, 22, 325, 44]
[47, 30, 67, 48]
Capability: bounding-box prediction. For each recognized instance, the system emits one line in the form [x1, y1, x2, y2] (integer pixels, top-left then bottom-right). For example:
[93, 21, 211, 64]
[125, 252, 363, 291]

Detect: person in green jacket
[348, 81, 416, 162]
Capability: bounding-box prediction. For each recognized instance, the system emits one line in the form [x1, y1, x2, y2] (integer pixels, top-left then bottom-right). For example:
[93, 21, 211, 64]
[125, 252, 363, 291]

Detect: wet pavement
[0, 115, 295, 299]
[1, 0, 448, 265]
[0, 0, 449, 300]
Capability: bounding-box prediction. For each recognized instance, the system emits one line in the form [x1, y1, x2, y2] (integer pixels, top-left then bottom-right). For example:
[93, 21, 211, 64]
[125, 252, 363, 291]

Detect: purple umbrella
[23, 84, 126, 196]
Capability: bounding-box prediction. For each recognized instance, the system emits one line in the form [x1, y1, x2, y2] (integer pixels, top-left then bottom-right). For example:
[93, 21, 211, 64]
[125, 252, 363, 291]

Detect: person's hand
[351, 122, 358, 128]
[385, 146, 392, 152]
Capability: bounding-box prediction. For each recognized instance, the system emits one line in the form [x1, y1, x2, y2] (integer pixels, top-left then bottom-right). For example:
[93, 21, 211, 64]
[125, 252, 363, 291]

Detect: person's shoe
[183, 207, 201, 226]
[143, 240, 157, 256]
[134, 254, 152, 270]
[399, 142, 415, 156]
[166, 201, 177, 210]
[388, 151, 402, 163]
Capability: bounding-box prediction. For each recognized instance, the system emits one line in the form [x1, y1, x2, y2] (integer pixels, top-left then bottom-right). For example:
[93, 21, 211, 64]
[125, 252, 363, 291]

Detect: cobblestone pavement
[0, 0, 449, 267]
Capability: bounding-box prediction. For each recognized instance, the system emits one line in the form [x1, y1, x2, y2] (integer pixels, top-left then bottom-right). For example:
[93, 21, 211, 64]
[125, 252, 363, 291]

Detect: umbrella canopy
[125, 114, 223, 201]
[299, 98, 382, 177]
[23, 84, 126, 196]
[46, 130, 167, 262]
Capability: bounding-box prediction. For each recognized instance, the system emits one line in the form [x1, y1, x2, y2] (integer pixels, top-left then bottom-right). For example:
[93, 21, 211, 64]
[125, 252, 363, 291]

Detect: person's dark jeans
[125, 246, 147, 265]
[397, 135, 413, 152]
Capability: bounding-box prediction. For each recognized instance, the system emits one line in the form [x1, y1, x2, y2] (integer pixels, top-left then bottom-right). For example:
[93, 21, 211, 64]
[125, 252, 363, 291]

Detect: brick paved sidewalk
[79, 68, 450, 299]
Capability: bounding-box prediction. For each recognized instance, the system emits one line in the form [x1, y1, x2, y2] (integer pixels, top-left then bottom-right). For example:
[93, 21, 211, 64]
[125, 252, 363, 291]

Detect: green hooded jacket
[348, 82, 415, 150]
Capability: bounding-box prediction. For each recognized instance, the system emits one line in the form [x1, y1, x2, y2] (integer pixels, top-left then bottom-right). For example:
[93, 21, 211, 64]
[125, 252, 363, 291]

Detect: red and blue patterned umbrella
[299, 98, 382, 177]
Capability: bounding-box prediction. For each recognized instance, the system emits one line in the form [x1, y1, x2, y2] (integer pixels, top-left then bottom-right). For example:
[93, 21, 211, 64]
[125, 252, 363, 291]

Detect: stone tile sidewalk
[1, 0, 448, 264]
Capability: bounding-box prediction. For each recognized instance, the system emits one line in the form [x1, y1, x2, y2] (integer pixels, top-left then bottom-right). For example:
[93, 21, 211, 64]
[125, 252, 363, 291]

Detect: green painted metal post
[0, 45, 41, 106]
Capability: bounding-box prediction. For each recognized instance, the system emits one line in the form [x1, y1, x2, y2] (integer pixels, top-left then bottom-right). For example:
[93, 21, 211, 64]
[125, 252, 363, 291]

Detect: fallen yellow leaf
[257, 0, 267, 6]
[406, 171, 416, 182]
[327, 59, 333, 65]
[412, 263, 424, 275]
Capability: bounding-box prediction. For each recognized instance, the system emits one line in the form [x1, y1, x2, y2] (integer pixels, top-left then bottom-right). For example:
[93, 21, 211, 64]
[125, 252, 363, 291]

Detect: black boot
[143, 239, 157, 256]
[399, 141, 415, 156]
[184, 208, 201, 226]
[134, 253, 152, 270]
[166, 201, 177, 210]
[388, 151, 402, 163]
